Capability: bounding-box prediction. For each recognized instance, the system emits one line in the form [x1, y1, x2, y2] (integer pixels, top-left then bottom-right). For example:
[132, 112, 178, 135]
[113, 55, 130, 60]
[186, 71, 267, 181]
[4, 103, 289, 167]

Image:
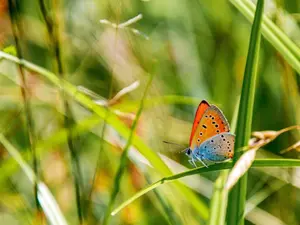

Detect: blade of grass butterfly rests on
[226, 0, 264, 224]
[111, 158, 300, 216]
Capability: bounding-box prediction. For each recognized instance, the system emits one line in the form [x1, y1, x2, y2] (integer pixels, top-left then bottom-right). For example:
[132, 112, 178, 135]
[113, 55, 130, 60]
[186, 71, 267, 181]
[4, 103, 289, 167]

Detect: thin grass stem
[38, 0, 84, 223]
[102, 72, 155, 225]
[7, 0, 40, 213]
[86, 18, 120, 222]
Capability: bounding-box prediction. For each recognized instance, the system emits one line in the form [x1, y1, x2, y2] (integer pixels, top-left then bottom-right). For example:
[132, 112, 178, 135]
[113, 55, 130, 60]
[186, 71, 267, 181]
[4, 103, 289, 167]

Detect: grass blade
[226, 0, 264, 224]
[0, 134, 68, 225]
[102, 72, 154, 224]
[111, 158, 300, 216]
[7, 0, 39, 212]
[242, 0, 300, 61]
[208, 171, 228, 225]
[207, 98, 240, 225]
[230, 0, 300, 74]
[38, 1, 84, 223]
[145, 175, 183, 225]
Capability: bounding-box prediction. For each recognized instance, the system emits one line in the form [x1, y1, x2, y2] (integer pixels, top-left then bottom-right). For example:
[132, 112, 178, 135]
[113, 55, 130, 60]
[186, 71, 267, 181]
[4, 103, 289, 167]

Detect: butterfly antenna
[180, 147, 190, 153]
[163, 141, 186, 148]
[162, 141, 189, 153]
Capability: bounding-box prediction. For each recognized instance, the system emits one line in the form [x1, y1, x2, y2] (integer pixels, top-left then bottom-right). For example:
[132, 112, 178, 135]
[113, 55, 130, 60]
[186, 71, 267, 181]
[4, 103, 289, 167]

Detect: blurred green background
[0, 0, 299, 224]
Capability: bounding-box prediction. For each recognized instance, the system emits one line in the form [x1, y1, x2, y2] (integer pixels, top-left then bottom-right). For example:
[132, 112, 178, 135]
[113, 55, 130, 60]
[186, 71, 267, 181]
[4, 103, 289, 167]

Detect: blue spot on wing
[199, 132, 235, 161]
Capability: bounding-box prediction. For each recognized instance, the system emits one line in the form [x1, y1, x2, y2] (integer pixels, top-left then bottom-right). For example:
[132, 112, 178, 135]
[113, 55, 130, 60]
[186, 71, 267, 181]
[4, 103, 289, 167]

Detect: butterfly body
[186, 100, 235, 167]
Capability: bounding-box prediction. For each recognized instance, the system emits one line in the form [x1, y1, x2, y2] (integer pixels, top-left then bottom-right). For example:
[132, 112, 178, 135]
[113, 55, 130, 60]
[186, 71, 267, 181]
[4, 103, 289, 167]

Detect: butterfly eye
[186, 149, 192, 155]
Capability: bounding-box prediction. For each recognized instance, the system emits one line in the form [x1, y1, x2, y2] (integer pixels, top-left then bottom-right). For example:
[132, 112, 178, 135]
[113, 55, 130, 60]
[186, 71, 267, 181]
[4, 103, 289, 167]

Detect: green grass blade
[0, 114, 103, 186]
[242, 0, 300, 61]
[144, 175, 184, 225]
[230, 0, 300, 74]
[7, 0, 39, 211]
[102, 72, 154, 225]
[207, 99, 240, 225]
[208, 171, 228, 225]
[246, 179, 286, 214]
[115, 95, 201, 111]
[111, 158, 300, 216]
[226, 0, 264, 224]
[37, 0, 84, 222]
[0, 134, 68, 225]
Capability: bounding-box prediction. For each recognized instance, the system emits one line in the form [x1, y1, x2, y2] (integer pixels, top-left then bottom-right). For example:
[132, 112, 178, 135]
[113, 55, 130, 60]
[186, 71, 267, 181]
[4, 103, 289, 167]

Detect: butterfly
[185, 100, 235, 167]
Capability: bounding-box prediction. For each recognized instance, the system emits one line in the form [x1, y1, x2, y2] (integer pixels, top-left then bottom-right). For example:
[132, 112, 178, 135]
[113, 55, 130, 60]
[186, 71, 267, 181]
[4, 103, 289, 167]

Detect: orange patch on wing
[190, 105, 230, 150]
[189, 100, 210, 146]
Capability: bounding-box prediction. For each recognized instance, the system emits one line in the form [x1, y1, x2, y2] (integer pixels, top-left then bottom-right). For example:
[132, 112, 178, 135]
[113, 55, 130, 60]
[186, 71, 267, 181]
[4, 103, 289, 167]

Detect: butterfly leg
[195, 156, 208, 168]
[190, 158, 197, 167]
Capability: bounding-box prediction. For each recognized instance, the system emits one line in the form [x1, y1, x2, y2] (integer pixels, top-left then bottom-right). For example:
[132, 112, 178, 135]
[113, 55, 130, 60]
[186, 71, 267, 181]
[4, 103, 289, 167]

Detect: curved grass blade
[115, 95, 201, 112]
[0, 134, 67, 225]
[102, 72, 154, 225]
[242, 0, 300, 61]
[111, 159, 300, 216]
[230, 0, 300, 74]
[246, 179, 286, 214]
[145, 175, 183, 225]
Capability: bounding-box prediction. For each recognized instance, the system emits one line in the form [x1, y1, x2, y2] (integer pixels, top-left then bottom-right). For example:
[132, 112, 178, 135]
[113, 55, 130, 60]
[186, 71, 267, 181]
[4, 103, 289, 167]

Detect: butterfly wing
[190, 105, 230, 150]
[198, 132, 235, 161]
[189, 100, 210, 146]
